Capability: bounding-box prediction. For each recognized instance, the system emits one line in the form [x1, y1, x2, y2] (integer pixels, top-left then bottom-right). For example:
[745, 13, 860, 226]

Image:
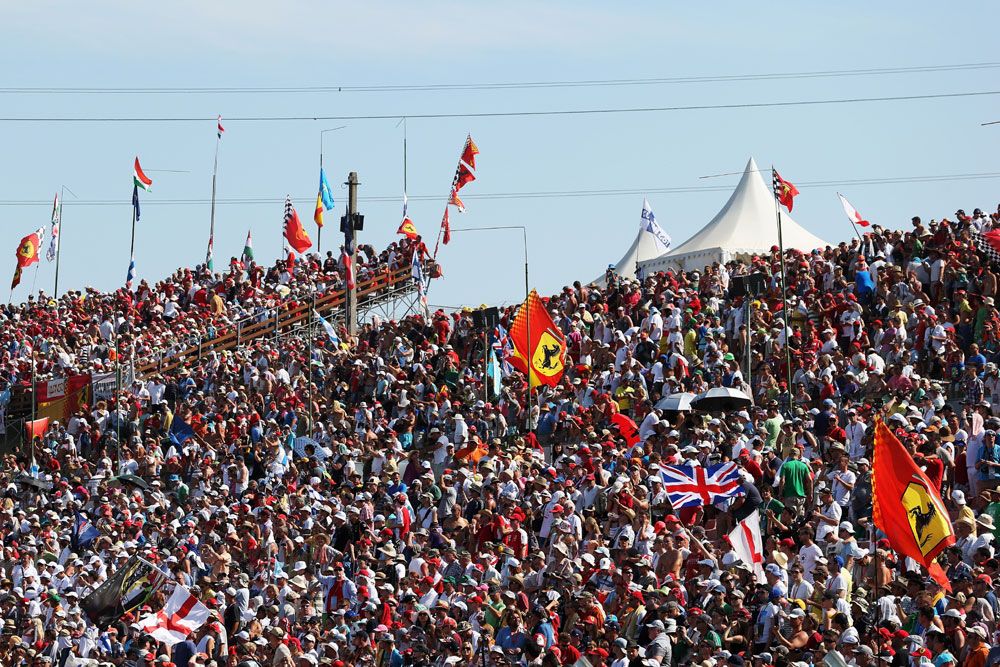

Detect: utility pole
[344, 172, 361, 337]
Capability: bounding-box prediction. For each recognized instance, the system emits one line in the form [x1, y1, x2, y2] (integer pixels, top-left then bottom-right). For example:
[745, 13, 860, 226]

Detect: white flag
[727, 509, 766, 584]
[47, 194, 60, 263]
[641, 198, 672, 253]
[837, 193, 870, 228]
[137, 584, 210, 647]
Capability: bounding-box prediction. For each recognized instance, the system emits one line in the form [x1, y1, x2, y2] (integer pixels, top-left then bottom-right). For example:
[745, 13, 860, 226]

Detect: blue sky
[2, 2, 999, 308]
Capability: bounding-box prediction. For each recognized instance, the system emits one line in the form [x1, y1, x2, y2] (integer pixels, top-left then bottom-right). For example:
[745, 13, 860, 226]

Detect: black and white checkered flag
[771, 169, 781, 199]
[971, 229, 1000, 265]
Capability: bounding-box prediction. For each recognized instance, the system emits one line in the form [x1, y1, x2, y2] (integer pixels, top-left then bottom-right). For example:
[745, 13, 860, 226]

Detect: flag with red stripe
[659, 462, 744, 509]
[838, 193, 870, 227]
[138, 584, 210, 647]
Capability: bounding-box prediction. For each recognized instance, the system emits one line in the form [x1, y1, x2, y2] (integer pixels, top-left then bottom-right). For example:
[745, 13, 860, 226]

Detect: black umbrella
[110, 474, 150, 491]
[691, 387, 753, 413]
[14, 474, 53, 491]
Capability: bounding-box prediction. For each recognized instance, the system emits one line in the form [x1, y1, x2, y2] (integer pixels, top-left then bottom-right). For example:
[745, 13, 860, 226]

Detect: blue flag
[319, 168, 335, 210]
[132, 183, 141, 222]
[169, 418, 195, 446]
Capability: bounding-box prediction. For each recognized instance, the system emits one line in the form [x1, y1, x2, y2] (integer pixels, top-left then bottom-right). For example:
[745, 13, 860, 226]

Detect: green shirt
[764, 416, 784, 450]
[780, 459, 811, 499]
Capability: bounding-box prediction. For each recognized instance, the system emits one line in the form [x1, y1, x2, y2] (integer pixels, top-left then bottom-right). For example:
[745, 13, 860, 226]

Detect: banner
[82, 555, 169, 629]
[91, 372, 118, 403]
[35, 373, 91, 423]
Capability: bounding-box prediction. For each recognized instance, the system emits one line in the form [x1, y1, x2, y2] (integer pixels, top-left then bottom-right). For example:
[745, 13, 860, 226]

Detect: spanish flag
[509, 289, 567, 388]
[872, 420, 954, 587]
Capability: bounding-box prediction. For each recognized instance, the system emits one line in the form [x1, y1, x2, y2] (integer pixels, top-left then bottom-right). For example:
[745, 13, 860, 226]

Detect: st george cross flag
[728, 510, 767, 584]
[641, 198, 672, 253]
[47, 194, 61, 262]
[138, 584, 210, 647]
[659, 462, 744, 509]
[837, 193, 870, 227]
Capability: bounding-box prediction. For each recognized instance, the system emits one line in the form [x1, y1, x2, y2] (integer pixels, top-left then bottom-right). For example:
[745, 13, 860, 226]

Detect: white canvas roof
[638, 157, 831, 274]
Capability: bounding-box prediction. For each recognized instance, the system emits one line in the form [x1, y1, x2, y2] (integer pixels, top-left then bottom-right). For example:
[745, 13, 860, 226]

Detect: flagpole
[129, 190, 137, 286]
[207, 127, 221, 272]
[771, 165, 794, 415]
[319, 126, 347, 256]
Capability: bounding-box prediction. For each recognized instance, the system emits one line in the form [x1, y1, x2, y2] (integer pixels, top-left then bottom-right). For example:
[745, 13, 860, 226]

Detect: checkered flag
[971, 229, 1000, 265]
[771, 169, 781, 199]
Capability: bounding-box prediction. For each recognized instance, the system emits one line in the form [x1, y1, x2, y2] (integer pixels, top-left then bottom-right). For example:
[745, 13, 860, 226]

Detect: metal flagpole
[129, 188, 137, 284]
[319, 126, 347, 255]
[207, 125, 221, 272]
[771, 166, 794, 414]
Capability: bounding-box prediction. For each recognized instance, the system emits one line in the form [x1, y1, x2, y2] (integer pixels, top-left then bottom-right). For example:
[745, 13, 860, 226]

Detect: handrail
[136, 264, 413, 375]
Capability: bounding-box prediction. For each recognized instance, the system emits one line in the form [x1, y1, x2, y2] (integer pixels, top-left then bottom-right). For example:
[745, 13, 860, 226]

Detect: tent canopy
[638, 157, 831, 275]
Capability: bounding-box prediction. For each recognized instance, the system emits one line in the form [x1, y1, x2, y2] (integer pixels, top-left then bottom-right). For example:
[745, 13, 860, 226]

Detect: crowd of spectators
[2, 207, 1000, 667]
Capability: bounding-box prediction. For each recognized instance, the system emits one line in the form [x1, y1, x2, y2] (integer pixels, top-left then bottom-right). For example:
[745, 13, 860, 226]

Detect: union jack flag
[659, 462, 744, 509]
[492, 323, 514, 376]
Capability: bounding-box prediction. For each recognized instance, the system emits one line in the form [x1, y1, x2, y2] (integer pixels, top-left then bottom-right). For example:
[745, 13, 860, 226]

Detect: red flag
[509, 290, 567, 388]
[25, 417, 50, 440]
[772, 169, 799, 212]
[11, 228, 43, 290]
[397, 217, 419, 240]
[872, 420, 955, 588]
[448, 188, 466, 212]
[453, 161, 476, 192]
[342, 251, 355, 290]
[283, 197, 312, 253]
[441, 207, 451, 245]
[460, 135, 479, 170]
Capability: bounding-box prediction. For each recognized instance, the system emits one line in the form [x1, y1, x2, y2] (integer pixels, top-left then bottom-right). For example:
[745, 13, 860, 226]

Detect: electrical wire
[3, 62, 999, 94]
[0, 172, 997, 207]
[0, 89, 999, 123]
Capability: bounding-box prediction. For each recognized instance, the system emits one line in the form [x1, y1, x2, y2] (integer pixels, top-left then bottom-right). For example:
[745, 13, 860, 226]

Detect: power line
[3, 62, 999, 95]
[1, 171, 997, 207]
[0, 89, 999, 123]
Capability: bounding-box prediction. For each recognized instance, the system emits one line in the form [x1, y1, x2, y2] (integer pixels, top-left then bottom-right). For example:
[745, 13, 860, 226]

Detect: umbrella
[294, 436, 329, 461]
[14, 474, 53, 491]
[110, 474, 150, 491]
[654, 392, 696, 413]
[691, 387, 753, 413]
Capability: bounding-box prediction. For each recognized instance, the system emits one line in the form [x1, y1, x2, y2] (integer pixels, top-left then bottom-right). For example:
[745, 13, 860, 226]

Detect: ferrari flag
[508, 289, 567, 388]
[11, 227, 44, 290]
[772, 169, 799, 212]
[872, 420, 954, 586]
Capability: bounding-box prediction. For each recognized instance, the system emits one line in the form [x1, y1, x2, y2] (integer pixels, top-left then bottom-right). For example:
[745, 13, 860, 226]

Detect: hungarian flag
[448, 188, 465, 213]
[11, 227, 43, 290]
[509, 289, 567, 388]
[460, 134, 479, 170]
[772, 169, 798, 212]
[838, 193, 870, 227]
[873, 420, 955, 588]
[283, 196, 312, 253]
[137, 584, 210, 647]
[441, 207, 451, 245]
[216, 115, 225, 139]
[397, 194, 419, 239]
[133, 157, 152, 192]
[242, 229, 254, 262]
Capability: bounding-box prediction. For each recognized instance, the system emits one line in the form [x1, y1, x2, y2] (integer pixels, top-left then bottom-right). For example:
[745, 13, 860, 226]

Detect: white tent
[637, 157, 831, 275]
[593, 214, 667, 285]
